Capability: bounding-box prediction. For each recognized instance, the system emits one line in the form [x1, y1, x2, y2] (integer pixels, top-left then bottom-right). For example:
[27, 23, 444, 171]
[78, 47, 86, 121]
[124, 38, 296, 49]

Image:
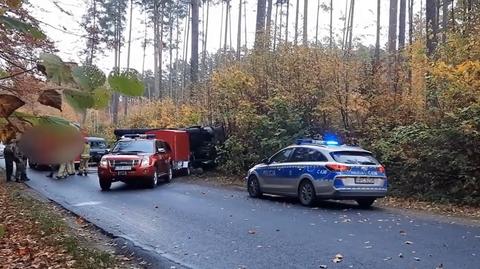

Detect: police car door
[284, 147, 312, 195]
[262, 148, 295, 192]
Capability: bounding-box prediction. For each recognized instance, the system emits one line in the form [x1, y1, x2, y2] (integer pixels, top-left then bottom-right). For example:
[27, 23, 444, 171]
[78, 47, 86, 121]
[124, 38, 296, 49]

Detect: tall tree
[81, 0, 100, 65]
[426, 0, 438, 56]
[266, 0, 273, 48]
[294, 0, 299, 45]
[254, 0, 267, 49]
[273, 1, 279, 49]
[124, 0, 134, 116]
[224, 0, 230, 52]
[399, 0, 407, 49]
[285, 0, 290, 42]
[329, 0, 333, 49]
[442, 0, 449, 43]
[315, 0, 320, 45]
[302, 0, 308, 45]
[408, 0, 414, 45]
[191, 0, 199, 84]
[375, 0, 381, 63]
[388, 0, 398, 53]
[237, 0, 242, 59]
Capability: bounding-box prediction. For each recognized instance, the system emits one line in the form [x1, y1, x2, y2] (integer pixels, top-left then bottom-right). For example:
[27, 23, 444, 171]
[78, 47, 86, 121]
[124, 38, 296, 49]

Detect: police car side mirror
[157, 148, 167, 154]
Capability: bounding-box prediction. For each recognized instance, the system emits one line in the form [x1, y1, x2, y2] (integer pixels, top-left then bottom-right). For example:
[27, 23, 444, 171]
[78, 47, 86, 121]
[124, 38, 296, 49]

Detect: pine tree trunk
[153, 1, 160, 99]
[124, 0, 133, 116]
[254, 0, 267, 50]
[399, 0, 407, 49]
[375, 0, 381, 63]
[341, 0, 349, 50]
[224, 0, 230, 52]
[219, 2, 224, 49]
[191, 0, 199, 84]
[273, 2, 279, 50]
[169, 7, 174, 99]
[329, 0, 333, 49]
[285, 0, 290, 43]
[388, 0, 398, 53]
[315, 0, 320, 46]
[244, 0, 248, 47]
[159, 7, 164, 98]
[279, 2, 283, 43]
[237, 0, 242, 59]
[203, 1, 209, 71]
[347, 0, 355, 51]
[266, 0, 273, 48]
[294, 0, 300, 45]
[442, 0, 449, 43]
[303, 0, 308, 45]
[182, 5, 191, 98]
[426, 0, 438, 56]
[408, 0, 414, 45]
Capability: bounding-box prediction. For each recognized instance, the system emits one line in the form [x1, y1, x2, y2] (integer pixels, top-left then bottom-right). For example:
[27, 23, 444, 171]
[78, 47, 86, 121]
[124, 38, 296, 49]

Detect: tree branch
[0, 67, 36, 81]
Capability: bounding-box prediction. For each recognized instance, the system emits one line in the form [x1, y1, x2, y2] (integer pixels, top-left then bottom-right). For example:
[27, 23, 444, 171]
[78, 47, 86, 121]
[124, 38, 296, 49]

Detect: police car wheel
[356, 198, 376, 208]
[298, 180, 316, 206]
[247, 176, 262, 198]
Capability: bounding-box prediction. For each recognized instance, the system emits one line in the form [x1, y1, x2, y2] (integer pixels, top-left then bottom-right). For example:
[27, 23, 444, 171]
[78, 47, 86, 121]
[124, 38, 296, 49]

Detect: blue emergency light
[295, 138, 340, 146]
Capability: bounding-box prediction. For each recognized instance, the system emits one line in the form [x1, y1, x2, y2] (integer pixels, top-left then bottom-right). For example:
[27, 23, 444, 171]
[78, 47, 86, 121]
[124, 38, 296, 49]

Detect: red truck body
[146, 130, 190, 162]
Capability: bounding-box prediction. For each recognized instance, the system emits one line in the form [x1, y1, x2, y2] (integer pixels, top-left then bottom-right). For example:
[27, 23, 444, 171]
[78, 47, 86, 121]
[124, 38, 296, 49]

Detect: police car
[245, 139, 387, 208]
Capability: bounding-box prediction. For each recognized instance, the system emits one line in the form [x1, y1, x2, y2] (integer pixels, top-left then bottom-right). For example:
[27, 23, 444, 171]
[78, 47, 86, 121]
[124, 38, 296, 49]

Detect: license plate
[117, 171, 128, 176]
[355, 177, 375, 184]
[115, 166, 132, 171]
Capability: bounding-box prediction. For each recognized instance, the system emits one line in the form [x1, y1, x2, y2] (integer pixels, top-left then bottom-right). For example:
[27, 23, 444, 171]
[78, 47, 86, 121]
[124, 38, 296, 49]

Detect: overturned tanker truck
[113, 126, 226, 171]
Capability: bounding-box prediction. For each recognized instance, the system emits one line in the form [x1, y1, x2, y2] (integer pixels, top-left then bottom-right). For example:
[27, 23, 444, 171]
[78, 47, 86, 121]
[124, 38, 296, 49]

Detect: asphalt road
[1, 162, 479, 269]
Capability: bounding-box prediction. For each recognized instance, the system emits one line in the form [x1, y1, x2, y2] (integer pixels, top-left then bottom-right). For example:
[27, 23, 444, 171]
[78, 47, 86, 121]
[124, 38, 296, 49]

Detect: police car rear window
[330, 151, 379, 165]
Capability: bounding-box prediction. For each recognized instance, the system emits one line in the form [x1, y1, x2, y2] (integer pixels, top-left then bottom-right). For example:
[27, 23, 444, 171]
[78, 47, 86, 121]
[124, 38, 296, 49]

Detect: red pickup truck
[97, 136, 174, 191]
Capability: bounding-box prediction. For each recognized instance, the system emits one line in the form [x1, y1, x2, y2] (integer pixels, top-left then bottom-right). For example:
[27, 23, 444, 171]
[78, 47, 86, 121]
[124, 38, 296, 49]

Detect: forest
[1, 0, 479, 205]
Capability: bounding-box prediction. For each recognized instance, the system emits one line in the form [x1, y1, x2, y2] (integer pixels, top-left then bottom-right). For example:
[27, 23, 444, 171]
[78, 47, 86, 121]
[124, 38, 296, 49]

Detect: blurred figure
[13, 138, 29, 182]
[4, 140, 15, 182]
[66, 160, 75, 176]
[78, 140, 90, 176]
[56, 162, 68, 179]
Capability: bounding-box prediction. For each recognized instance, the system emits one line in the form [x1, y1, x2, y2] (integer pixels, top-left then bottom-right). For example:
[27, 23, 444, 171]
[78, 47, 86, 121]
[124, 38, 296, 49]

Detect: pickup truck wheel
[148, 171, 158, 188]
[99, 178, 111, 191]
[164, 166, 173, 183]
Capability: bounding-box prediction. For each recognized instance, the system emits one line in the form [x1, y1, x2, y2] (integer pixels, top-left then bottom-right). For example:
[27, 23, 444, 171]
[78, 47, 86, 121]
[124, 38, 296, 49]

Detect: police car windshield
[112, 140, 154, 154]
[330, 151, 379, 165]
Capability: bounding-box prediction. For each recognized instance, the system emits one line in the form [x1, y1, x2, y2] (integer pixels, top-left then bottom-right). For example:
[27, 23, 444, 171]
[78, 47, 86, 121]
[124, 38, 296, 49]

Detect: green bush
[369, 105, 480, 205]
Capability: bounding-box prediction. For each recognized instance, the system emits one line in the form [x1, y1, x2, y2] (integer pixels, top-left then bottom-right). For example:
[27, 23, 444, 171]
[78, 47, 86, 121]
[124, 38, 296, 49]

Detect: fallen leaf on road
[398, 253, 404, 258]
[414, 257, 421, 261]
[436, 264, 444, 269]
[399, 230, 407, 236]
[404, 240, 413, 245]
[248, 230, 256, 235]
[364, 246, 373, 249]
[319, 265, 328, 268]
[332, 253, 343, 263]
[383, 257, 392, 261]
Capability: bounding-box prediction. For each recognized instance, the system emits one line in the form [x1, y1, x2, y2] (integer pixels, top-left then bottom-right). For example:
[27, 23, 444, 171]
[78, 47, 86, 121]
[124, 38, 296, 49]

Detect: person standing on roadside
[77, 140, 90, 176]
[66, 159, 75, 176]
[13, 138, 30, 182]
[4, 140, 15, 182]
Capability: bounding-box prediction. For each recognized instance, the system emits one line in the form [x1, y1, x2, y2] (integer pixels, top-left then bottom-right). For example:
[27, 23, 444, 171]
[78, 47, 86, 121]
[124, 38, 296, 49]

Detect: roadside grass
[0, 180, 121, 269]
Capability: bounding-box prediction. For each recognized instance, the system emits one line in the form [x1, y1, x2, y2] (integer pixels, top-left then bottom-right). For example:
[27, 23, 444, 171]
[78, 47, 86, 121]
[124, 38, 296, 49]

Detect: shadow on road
[257, 194, 385, 211]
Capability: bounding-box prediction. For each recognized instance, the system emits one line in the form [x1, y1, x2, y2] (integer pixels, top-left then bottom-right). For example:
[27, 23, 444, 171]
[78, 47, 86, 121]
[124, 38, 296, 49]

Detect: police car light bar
[295, 138, 340, 146]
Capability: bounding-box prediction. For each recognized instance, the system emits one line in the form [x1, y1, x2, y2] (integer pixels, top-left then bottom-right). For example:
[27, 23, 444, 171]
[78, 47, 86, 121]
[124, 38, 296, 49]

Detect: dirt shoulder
[0, 179, 145, 269]
[183, 172, 480, 223]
